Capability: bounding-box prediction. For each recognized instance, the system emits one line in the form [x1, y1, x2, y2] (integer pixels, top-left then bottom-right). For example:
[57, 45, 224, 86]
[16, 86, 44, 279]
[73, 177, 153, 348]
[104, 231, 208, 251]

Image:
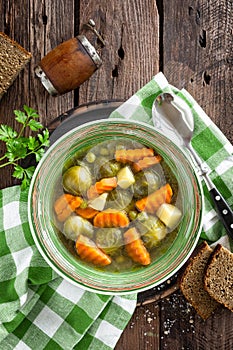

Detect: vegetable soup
[53, 138, 182, 272]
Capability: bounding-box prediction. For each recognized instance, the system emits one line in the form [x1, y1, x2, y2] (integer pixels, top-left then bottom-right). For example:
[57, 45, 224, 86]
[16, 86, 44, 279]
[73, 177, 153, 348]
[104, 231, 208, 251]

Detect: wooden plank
[163, 0, 233, 143]
[0, 0, 31, 119]
[162, 1, 233, 348]
[79, 0, 159, 103]
[0, 0, 32, 188]
[160, 291, 233, 350]
[116, 302, 160, 350]
[0, 0, 74, 189]
[74, 4, 161, 347]
[0, 2, 231, 349]
[0, 0, 75, 123]
[31, 0, 75, 124]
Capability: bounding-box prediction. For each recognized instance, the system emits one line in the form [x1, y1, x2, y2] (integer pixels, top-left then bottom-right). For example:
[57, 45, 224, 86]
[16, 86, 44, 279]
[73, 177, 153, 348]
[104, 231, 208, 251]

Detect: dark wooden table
[1, 1, 232, 349]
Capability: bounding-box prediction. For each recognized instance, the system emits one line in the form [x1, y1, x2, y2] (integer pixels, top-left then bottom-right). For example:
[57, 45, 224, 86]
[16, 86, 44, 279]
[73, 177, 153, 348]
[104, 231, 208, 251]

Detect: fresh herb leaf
[38, 129, 50, 146]
[34, 148, 45, 162]
[28, 136, 39, 150]
[0, 125, 18, 141]
[14, 110, 28, 124]
[25, 166, 36, 179]
[6, 139, 28, 160]
[0, 106, 50, 190]
[28, 119, 43, 131]
[23, 105, 39, 118]
[21, 177, 30, 191]
[13, 165, 25, 179]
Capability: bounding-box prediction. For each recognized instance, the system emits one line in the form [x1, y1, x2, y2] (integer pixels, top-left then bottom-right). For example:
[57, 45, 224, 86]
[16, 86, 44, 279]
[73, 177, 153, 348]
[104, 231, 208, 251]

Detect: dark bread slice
[204, 244, 233, 312]
[180, 241, 220, 320]
[0, 32, 32, 98]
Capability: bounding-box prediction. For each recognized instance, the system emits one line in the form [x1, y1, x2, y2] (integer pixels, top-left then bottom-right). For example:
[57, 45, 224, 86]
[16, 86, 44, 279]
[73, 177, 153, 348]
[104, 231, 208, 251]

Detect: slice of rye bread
[0, 32, 32, 98]
[204, 244, 233, 312]
[180, 241, 220, 320]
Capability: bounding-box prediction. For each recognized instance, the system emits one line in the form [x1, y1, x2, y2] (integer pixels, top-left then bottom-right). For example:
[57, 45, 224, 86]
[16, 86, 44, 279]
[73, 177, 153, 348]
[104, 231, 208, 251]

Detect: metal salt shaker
[35, 20, 105, 96]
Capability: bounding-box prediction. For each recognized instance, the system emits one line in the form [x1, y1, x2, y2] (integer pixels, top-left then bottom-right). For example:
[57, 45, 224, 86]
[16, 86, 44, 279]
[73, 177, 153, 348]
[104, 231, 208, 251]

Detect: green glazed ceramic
[28, 119, 203, 294]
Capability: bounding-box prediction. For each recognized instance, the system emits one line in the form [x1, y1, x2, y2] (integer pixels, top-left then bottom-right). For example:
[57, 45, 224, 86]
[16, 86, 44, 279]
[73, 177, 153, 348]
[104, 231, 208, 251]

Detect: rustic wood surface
[0, 0, 232, 349]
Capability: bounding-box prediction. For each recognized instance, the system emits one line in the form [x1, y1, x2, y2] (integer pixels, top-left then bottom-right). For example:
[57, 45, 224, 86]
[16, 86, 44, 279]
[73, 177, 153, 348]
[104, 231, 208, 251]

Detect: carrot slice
[135, 184, 173, 214]
[75, 207, 99, 219]
[87, 177, 117, 199]
[115, 148, 154, 163]
[95, 177, 117, 191]
[54, 194, 73, 214]
[133, 155, 162, 172]
[87, 186, 99, 200]
[75, 234, 112, 266]
[124, 227, 151, 266]
[93, 209, 129, 228]
[54, 194, 83, 222]
[55, 207, 73, 223]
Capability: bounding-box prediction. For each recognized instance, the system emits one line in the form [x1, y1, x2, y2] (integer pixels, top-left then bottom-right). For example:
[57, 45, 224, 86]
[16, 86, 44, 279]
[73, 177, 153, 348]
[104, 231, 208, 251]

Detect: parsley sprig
[0, 105, 50, 190]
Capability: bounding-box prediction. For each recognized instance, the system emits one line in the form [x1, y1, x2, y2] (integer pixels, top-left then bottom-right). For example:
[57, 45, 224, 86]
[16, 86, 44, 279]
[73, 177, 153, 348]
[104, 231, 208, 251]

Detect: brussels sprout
[133, 169, 161, 199]
[106, 188, 133, 211]
[142, 225, 167, 249]
[63, 215, 94, 241]
[62, 165, 92, 196]
[95, 228, 123, 255]
[136, 211, 149, 223]
[98, 160, 122, 179]
[62, 147, 91, 173]
[93, 140, 119, 158]
[136, 212, 167, 249]
[109, 162, 122, 176]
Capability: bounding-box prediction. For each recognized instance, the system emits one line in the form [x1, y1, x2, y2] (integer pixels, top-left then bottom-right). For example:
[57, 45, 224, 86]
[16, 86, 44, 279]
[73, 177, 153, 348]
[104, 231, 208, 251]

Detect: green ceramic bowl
[28, 119, 203, 294]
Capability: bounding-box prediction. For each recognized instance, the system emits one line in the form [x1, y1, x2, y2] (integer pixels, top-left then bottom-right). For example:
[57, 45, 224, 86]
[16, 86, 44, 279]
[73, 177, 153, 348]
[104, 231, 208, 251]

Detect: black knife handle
[209, 187, 233, 240]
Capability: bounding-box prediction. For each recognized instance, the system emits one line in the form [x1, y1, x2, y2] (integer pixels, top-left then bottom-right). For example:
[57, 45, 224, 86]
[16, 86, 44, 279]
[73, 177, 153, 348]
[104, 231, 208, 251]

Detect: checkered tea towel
[0, 72, 232, 350]
[0, 185, 137, 350]
[110, 72, 233, 249]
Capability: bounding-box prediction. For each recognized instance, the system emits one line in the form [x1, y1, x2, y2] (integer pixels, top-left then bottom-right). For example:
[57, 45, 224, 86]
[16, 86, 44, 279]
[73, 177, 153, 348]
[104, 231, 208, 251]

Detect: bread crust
[180, 241, 219, 320]
[204, 244, 233, 312]
[0, 32, 32, 57]
[0, 32, 32, 98]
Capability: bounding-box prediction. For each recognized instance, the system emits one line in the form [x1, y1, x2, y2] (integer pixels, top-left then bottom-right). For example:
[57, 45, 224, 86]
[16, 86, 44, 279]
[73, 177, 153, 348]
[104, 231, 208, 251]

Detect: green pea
[80, 201, 88, 209]
[128, 210, 138, 221]
[86, 152, 96, 163]
[116, 144, 125, 151]
[99, 148, 109, 156]
[115, 255, 126, 264]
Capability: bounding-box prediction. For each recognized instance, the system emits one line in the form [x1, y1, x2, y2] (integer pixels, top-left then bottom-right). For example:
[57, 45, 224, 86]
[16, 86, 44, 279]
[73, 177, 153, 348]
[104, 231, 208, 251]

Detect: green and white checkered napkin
[110, 72, 233, 249]
[0, 185, 137, 350]
[0, 72, 232, 349]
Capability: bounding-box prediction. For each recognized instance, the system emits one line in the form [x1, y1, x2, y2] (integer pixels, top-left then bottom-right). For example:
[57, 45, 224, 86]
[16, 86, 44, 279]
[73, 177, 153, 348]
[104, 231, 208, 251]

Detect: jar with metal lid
[35, 20, 104, 96]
